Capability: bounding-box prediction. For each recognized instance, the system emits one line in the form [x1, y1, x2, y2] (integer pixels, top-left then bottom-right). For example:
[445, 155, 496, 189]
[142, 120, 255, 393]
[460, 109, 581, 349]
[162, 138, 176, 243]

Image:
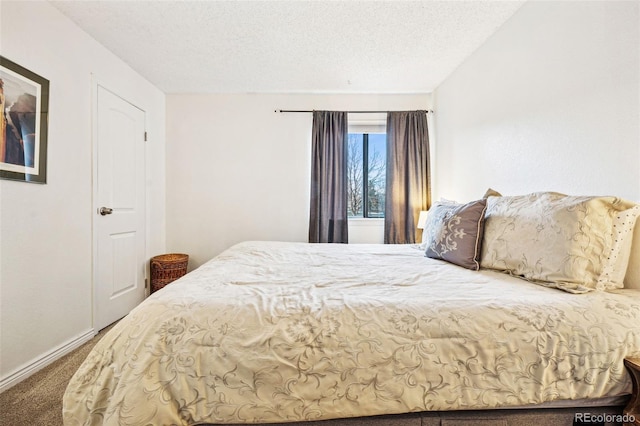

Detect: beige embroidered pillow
[480, 192, 638, 293]
[424, 199, 487, 270]
[482, 188, 502, 198]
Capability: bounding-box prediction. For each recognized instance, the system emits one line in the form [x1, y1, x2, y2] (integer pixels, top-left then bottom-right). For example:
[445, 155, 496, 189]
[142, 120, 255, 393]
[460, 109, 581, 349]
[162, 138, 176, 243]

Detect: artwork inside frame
[0, 56, 49, 184]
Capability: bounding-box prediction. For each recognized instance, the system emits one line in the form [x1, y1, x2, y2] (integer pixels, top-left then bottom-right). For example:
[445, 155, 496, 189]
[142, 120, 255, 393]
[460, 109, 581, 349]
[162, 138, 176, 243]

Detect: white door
[94, 85, 146, 331]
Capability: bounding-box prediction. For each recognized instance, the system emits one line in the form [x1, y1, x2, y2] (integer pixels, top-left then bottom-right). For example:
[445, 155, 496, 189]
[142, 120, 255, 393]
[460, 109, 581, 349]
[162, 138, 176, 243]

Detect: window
[347, 133, 386, 218]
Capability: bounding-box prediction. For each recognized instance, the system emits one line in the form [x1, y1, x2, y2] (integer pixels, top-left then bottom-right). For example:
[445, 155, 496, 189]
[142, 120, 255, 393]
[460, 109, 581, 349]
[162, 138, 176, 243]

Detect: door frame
[91, 77, 149, 332]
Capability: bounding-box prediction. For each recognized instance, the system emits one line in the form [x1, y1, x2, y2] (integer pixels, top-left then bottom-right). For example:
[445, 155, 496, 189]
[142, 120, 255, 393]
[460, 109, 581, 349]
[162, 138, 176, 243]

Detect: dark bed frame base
[202, 404, 629, 426]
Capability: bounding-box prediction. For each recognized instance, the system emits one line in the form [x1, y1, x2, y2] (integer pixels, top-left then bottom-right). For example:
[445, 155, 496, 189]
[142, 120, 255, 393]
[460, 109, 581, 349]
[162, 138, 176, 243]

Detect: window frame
[347, 131, 386, 219]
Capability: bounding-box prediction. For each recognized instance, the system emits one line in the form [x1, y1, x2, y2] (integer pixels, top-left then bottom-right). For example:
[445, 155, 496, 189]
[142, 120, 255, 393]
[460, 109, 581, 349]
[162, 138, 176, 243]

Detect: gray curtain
[384, 110, 431, 244]
[309, 111, 349, 243]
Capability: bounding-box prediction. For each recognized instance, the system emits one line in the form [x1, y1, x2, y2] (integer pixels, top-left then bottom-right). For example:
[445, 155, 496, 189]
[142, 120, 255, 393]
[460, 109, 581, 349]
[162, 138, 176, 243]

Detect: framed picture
[0, 56, 49, 184]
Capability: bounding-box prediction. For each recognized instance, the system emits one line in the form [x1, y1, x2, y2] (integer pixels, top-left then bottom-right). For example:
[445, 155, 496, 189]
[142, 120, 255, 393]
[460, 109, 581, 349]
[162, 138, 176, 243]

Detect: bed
[63, 192, 640, 426]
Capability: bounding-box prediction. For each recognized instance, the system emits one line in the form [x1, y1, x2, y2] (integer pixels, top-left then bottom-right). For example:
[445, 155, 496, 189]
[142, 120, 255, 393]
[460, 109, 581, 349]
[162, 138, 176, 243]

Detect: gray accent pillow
[424, 199, 488, 270]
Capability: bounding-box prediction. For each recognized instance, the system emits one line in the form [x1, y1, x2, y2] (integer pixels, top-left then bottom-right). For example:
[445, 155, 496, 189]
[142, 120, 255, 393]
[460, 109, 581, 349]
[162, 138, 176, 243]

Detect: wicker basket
[150, 253, 189, 293]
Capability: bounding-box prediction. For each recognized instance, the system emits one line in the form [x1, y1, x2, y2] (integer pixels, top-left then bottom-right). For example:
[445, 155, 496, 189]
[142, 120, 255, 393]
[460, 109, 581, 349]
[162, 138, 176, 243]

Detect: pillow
[480, 192, 638, 293]
[418, 198, 458, 249]
[482, 188, 502, 198]
[423, 199, 487, 270]
[624, 215, 640, 289]
[599, 205, 639, 288]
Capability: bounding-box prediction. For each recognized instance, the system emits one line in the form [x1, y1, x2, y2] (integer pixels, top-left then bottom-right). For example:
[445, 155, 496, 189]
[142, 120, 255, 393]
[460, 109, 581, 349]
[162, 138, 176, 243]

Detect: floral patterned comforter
[63, 241, 640, 425]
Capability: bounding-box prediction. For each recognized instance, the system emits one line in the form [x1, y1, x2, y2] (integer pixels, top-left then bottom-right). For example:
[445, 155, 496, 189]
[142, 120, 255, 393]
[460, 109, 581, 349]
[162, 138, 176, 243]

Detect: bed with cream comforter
[63, 241, 640, 425]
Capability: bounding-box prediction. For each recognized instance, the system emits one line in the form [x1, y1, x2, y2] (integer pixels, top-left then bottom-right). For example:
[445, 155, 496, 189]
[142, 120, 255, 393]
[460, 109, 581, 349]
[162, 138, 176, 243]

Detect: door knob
[99, 207, 113, 216]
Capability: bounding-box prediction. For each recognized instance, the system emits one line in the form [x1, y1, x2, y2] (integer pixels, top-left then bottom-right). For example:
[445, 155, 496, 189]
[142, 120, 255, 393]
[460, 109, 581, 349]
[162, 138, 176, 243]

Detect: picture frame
[0, 56, 49, 184]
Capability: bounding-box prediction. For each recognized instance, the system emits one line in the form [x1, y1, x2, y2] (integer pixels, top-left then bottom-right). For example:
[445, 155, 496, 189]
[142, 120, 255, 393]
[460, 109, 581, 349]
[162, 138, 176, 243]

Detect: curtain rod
[275, 109, 434, 114]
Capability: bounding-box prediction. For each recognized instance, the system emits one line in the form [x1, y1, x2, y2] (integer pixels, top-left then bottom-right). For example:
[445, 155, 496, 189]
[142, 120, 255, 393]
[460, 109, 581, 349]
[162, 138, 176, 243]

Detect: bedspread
[63, 241, 640, 425]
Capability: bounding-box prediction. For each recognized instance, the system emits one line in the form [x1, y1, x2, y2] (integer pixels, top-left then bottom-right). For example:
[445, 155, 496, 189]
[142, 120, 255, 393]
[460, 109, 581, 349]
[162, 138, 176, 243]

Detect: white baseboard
[0, 328, 96, 393]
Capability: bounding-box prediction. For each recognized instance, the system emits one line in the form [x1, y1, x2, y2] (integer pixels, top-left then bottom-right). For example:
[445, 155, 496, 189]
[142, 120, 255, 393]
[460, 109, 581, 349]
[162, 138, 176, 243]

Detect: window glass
[347, 134, 364, 217]
[347, 133, 386, 218]
[367, 133, 386, 218]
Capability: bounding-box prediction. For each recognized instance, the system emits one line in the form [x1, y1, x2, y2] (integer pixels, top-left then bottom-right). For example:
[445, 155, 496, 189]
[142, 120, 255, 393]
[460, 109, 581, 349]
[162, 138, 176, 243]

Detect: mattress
[62, 241, 640, 425]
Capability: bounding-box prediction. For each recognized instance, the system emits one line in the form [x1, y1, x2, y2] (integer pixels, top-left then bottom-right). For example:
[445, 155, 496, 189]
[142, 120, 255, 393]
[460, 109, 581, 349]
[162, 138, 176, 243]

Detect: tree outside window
[347, 133, 386, 218]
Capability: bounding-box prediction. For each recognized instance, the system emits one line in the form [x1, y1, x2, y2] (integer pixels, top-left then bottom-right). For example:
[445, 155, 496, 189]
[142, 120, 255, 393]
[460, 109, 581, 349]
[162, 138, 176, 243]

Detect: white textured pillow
[624, 215, 640, 289]
[598, 205, 639, 288]
[481, 192, 638, 293]
[418, 198, 458, 250]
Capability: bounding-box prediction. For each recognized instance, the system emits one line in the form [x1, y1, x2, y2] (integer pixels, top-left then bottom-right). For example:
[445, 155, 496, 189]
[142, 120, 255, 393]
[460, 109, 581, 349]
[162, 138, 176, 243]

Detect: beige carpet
[0, 323, 117, 426]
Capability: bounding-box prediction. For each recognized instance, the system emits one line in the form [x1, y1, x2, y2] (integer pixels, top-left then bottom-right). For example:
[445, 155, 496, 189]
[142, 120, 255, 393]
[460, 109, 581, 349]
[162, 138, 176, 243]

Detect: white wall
[0, 1, 166, 389]
[166, 93, 431, 267]
[433, 0, 640, 203]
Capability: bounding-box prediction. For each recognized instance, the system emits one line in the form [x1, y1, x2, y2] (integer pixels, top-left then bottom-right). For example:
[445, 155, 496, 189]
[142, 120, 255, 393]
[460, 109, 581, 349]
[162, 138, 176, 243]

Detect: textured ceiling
[50, 0, 525, 94]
